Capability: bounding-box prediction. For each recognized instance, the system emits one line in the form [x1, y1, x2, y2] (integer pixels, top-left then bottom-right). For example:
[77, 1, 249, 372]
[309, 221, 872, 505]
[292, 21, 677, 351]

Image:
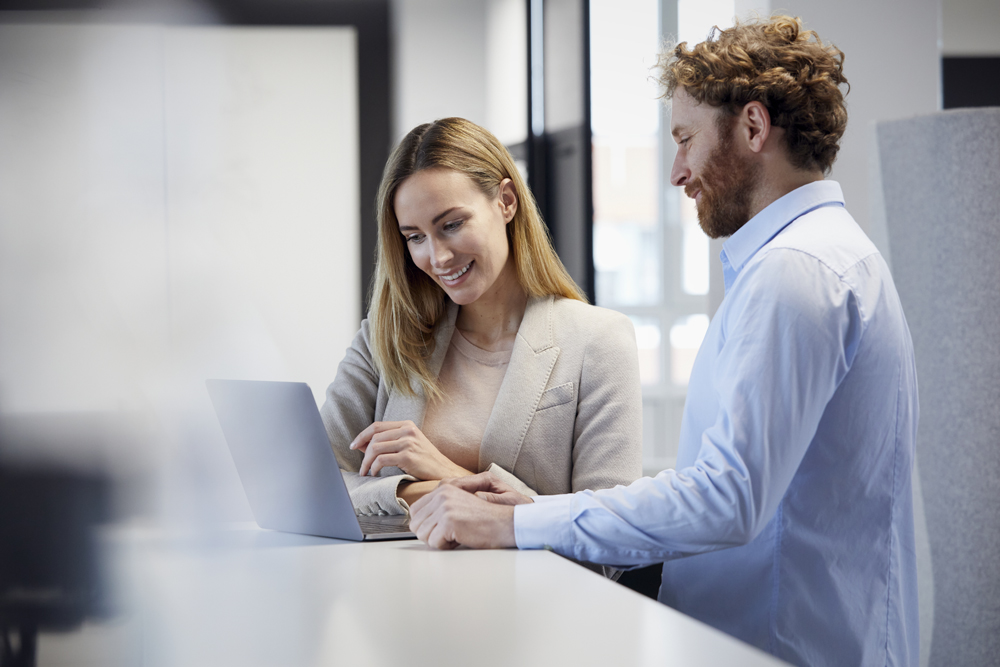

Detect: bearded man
[409, 15, 919, 666]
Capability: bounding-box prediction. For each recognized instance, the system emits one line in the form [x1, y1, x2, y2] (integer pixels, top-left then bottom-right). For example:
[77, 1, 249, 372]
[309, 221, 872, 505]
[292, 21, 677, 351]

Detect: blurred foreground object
[0, 417, 117, 667]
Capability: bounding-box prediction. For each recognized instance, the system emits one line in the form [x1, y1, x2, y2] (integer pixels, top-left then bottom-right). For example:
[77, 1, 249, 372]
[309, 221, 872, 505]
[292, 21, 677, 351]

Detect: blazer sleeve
[486, 463, 539, 497]
[570, 309, 644, 492]
[320, 320, 415, 516]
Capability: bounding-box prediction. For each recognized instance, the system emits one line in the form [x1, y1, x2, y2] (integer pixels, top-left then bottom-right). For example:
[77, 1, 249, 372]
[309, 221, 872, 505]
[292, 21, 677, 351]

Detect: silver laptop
[206, 379, 416, 541]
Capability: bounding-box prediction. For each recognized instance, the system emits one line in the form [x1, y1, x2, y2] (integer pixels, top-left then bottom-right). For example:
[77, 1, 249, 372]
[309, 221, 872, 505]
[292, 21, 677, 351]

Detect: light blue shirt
[515, 181, 919, 666]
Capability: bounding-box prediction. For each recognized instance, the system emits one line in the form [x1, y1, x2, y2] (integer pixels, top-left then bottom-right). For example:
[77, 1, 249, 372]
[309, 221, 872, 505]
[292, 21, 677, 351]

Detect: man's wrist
[513, 494, 573, 551]
[492, 504, 517, 548]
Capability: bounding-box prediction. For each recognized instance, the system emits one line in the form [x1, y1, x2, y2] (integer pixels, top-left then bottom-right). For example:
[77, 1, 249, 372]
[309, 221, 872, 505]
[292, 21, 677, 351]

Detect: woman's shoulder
[546, 297, 635, 340]
[549, 296, 631, 324]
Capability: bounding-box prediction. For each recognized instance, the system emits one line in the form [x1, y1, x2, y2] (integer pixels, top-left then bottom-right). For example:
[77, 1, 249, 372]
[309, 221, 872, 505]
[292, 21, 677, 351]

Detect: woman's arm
[320, 321, 417, 516]
[397, 480, 440, 506]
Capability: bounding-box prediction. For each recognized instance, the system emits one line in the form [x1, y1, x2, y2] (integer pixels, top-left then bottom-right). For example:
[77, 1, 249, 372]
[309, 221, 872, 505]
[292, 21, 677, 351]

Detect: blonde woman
[321, 117, 642, 516]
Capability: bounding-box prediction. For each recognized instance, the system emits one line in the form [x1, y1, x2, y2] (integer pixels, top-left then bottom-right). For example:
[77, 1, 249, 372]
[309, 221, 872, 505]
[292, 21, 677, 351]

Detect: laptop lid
[206, 379, 366, 541]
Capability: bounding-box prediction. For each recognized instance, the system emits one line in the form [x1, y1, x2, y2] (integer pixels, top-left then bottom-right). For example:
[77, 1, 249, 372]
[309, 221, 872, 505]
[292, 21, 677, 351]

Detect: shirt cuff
[513, 493, 574, 552]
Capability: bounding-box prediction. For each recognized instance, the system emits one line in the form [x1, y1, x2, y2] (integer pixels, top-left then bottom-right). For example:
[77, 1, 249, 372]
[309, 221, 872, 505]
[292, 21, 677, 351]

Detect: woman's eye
[443, 220, 463, 232]
[405, 234, 424, 244]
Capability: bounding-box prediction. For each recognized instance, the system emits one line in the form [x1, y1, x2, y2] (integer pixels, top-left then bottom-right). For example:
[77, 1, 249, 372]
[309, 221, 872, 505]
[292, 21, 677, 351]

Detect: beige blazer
[320, 295, 643, 516]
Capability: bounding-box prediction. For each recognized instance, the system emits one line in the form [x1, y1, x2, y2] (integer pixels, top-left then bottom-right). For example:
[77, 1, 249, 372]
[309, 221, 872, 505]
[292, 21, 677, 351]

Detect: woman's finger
[359, 439, 400, 476]
[350, 421, 408, 450]
[368, 451, 404, 477]
[367, 426, 407, 447]
[349, 423, 377, 451]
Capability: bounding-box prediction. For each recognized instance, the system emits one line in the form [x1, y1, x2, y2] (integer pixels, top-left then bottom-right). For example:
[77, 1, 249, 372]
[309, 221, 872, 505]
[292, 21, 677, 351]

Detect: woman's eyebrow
[399, 206, 466, 233]
[432, 206, 462, 224]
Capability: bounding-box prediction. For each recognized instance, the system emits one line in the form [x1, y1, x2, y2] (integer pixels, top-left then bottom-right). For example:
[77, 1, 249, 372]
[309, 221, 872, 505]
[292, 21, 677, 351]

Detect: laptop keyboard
[357, 515, 412, 534]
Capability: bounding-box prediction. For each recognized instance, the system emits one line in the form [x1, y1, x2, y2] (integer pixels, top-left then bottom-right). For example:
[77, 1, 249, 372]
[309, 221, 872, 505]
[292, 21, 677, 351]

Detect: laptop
[206, 379, 416, 541]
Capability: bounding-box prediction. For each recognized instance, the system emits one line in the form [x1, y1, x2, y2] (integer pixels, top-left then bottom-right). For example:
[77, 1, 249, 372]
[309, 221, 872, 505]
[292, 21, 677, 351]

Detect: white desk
[64, 524, 787, 667]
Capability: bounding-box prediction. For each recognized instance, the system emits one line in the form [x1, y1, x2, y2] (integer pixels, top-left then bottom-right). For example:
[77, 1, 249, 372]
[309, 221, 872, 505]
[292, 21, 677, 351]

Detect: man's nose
[670, 152, 689, 187]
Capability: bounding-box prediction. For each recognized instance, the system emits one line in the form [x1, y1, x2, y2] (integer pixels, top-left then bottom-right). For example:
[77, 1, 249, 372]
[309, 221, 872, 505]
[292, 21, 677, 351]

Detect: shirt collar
[720, 180, 845, 293]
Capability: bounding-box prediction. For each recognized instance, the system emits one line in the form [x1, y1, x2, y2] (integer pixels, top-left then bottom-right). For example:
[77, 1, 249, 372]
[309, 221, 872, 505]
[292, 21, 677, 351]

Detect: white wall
[943, 0, 1000, 55]
[391, 0, 488, 141]
[391, 0, 527, 145]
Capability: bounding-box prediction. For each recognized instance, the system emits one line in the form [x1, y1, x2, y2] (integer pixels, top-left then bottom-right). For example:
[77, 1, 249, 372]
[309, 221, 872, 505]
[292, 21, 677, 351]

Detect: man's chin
[698, 215, 737, 239]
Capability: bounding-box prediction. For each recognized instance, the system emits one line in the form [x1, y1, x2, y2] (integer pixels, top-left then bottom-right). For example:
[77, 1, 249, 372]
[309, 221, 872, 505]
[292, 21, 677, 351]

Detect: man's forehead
[669, 88, 700, 134]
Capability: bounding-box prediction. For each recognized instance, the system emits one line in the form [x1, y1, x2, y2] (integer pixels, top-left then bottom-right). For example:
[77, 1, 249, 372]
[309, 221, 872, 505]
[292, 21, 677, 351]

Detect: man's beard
[685, 124, 760, 239]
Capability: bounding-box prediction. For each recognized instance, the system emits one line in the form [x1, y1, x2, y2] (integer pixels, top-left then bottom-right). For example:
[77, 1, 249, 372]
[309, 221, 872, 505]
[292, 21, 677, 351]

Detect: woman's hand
[350, 420, 473, 481]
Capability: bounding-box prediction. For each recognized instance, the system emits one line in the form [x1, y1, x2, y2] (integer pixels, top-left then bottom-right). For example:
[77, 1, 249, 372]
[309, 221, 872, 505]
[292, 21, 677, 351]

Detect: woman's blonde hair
[369, 117, 585, 399]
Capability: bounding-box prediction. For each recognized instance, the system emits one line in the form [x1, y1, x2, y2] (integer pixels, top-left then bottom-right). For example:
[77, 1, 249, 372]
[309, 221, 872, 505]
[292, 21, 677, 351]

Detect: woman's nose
[428, 238, 453, 268]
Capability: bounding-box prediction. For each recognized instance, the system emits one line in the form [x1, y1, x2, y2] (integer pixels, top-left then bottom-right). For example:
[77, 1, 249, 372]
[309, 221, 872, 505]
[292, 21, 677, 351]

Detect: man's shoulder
[758, 205, 880, 278]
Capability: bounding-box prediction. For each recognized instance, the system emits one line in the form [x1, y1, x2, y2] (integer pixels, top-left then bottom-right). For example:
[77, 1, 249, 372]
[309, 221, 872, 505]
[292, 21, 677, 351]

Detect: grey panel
[878, 107, 1000, 667]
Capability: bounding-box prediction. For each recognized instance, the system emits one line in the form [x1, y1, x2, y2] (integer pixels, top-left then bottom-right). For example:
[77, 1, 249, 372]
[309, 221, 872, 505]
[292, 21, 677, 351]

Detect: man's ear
[498, 178, 518, 223]
[741, 101, 771, 154]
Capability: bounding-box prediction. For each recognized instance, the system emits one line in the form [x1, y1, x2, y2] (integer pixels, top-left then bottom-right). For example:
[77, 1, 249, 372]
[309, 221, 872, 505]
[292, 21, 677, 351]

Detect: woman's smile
[439, 261, 473, 286]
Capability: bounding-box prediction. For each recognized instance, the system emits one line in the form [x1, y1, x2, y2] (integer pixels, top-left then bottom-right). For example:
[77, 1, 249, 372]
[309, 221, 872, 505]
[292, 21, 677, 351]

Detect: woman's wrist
[445, 463, 475, 479]
[397, 480, 439, 506]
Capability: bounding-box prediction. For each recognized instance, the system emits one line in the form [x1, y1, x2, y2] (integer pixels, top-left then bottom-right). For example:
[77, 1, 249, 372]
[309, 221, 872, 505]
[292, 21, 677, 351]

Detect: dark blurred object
[943, 57, 1000, 109]
[0, 437, 113, 666]
[617, 563, 662, 600]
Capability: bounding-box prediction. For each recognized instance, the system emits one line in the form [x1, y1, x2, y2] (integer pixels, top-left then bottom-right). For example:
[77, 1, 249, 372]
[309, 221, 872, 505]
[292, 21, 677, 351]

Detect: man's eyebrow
[398, 206, 464, 233]
[671, 124, 689, 138]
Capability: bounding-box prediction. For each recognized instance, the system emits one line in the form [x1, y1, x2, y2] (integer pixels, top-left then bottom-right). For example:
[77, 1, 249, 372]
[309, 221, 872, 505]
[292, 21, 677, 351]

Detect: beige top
[421, 329, 513, 473]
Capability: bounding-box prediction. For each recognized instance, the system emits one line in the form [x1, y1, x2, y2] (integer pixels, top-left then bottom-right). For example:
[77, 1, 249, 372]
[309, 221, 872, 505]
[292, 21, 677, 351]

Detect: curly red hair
[658, 15, 849, 174]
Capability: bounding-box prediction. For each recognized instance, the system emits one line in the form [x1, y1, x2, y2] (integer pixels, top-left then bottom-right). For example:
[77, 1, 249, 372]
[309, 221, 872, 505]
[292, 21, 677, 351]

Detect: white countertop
[57, 523, 785, 667]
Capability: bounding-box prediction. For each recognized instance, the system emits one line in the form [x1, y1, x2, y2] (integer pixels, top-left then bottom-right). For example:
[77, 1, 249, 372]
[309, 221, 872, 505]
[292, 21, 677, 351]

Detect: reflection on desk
[41, 524, 787, 667]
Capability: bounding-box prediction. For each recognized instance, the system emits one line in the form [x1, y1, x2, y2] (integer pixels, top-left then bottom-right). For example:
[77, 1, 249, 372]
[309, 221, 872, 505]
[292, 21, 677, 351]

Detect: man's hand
[350, 420, 472, 480]
[408, 473, 527, 550]
[454, 471, 533, 506]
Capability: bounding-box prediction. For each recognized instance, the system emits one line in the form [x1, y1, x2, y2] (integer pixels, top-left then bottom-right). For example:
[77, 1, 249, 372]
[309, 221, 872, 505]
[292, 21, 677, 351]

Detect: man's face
[669, 88, 759, 239]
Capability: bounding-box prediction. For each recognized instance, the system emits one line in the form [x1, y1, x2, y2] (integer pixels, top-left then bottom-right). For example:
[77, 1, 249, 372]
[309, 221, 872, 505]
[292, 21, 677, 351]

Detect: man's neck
[748, 164, 825, 221]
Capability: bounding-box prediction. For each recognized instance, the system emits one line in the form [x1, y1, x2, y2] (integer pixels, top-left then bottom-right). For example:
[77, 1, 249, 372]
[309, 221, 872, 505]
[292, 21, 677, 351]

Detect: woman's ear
[498, 178, 518, 223]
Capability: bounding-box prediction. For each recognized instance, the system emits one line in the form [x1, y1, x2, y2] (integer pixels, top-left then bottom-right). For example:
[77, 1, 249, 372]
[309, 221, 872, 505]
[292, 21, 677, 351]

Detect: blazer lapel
[479, 295, 560, 473]
[382, 300, 458, 426]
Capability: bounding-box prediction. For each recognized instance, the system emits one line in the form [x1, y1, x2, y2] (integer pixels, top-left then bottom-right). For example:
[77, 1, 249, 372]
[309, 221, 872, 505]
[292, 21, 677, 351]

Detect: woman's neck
[455, 259, 527, 352]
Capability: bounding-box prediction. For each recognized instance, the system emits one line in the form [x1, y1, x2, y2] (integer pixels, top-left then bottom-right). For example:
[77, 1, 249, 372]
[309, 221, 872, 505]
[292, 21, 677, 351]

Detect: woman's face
[394, 167, 517, 306]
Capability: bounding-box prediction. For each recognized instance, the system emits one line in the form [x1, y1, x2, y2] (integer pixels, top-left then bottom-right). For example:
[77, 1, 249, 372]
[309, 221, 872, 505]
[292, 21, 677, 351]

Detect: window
[591, 0, 733, 473]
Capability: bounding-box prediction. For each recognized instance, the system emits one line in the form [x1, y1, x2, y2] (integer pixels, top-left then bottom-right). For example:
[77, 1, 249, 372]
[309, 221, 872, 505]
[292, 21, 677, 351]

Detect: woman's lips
[440, 261, 472, 286]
